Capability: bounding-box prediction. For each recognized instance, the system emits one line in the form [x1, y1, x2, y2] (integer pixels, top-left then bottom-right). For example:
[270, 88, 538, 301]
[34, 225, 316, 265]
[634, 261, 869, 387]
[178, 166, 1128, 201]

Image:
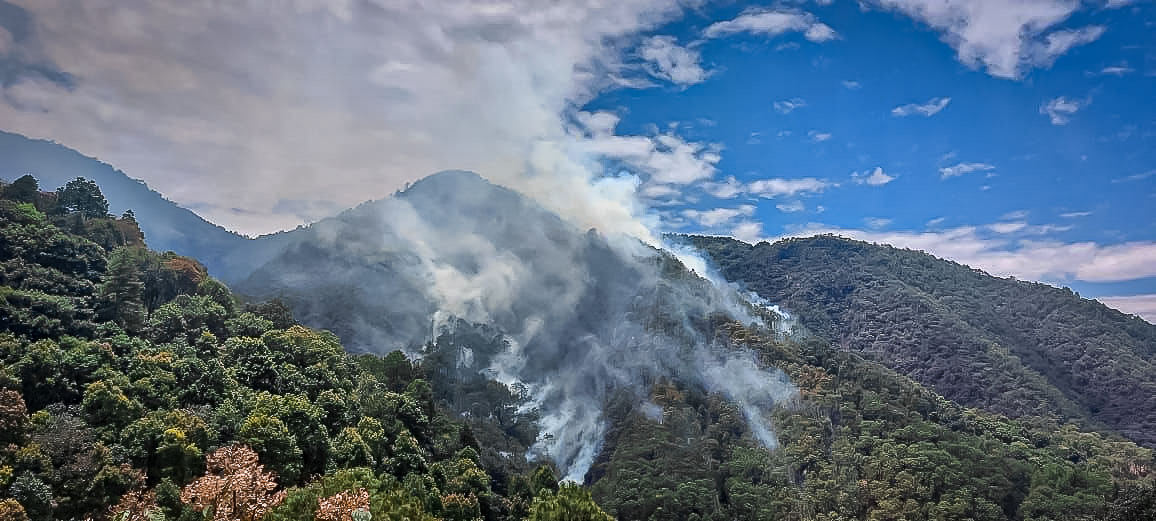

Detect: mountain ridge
[685, 233, 1156, 449]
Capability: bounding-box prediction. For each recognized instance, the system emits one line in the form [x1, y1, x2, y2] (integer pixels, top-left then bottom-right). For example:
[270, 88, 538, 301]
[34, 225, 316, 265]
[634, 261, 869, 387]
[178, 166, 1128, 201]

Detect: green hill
[1, 173, 1154, 521]
[684, 234, 1156, 450]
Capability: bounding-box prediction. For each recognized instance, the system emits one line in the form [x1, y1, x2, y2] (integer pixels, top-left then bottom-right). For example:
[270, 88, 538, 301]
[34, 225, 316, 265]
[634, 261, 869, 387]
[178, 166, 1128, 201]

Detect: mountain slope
[237, 170, 792, 480]
[685, 234, 1156, 448]
[0, 131, 290, 280]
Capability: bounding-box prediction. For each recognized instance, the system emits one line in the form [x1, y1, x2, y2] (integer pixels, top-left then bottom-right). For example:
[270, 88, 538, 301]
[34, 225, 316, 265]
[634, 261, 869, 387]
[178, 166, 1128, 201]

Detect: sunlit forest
[2, 175, 1153, 520]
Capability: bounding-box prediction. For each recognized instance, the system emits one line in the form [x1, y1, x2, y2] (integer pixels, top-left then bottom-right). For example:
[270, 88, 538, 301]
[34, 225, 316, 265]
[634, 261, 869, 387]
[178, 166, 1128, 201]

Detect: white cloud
[1097, 295, 1156, 324]
[704, 8, 838, 42]
[808, 130, 832, 142]
[804, 23, 839, 42]
[1031, 26, 1106, 68]
[576, 111, 721, 187]
[748, 177, 832, 198]
[639, 35, 709, 86]
[1105, 0, 1138, 8]
[1112, 170, 1156, 183]
[940, 162, 995, 179]
[1099, 65, 1133, 76]
[0, 0, 697, 236]
[891, 97, 951, 117]
[989, 221, 1028, 234]
[776, 200, 805, 212]
[730, 220, 767, 243]
[870, 0, 1106, 79]
[841, 80, 861, 89]
[700, 176, 744, 198]
[926, 217, 947, 227]
[682, 205, 756, 227]
[1060, 211, 1092, 218]
[852, 167, 896, 186]
[778, 225, 1156, 283]
[774, 98, 807, 114]
[1040, 96, 1083, 125]
[1000, 210, 1029, 220]
[864, 217, 892, 229]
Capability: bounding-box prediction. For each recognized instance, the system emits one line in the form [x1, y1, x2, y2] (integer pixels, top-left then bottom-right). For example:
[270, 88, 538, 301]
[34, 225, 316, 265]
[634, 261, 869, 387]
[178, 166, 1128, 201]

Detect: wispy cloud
[773, 98, 807, 114]
[1000, 210, 1029, 220]
[701, 176, 745, 198]
[1112, 170, 1156, 183]
[841, 80, 861, 89]
[989, 222, 1028, 234]
[808, 130, 832, 142]
[940, 162, 995, 179]
[1098, 65, 1133, 76]
[578, 111, 721, 187]
[869, 0, 1105, 79]
[776, 200, 806, 212]
[748, 177, 832, 198]
[852, 167, 896, 186]
[1105, 0, 1138, 8]
[1097, 295, 1156, 323]
[776, 224, 1156, 283]
[891, 97, 951, 117]
[1060, 211, 1092, 218]
[704, 8, 838, 42]
[682, 205, 756, 227]
[1040, 96, 1083, 125]
[864, 217, 892, 229]
[1030, 26, 1106, 68]
[639, 35, 710, 87]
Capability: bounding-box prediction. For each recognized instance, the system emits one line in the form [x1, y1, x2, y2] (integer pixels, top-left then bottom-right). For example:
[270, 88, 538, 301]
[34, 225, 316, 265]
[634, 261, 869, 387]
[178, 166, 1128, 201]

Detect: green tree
[55, 177, 109, 219]
[96, 247, 146, 332]
[3, 174, 40, 203]
[528, 483, 614, 521]
[237, 413, 303, 485]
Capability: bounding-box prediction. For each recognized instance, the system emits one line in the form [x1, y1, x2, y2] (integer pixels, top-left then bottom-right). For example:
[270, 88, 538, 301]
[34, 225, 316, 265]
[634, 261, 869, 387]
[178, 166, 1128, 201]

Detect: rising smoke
[240, 170, 797, 481]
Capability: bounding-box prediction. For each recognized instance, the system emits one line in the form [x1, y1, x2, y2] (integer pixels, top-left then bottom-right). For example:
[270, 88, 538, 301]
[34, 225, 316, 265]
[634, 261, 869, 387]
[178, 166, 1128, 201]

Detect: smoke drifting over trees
[238, 170, 797, 480]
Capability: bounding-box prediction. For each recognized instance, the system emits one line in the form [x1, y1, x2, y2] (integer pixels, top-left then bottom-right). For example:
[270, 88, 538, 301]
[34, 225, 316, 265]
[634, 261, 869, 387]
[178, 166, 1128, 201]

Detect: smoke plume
[240, 171, 797, 481]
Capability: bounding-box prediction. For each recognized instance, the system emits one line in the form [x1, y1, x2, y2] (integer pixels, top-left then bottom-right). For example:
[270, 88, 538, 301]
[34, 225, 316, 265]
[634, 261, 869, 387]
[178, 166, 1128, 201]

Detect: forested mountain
[0, 175, 611, 521]
[684, 234, 1156, 450]
[0, 132, 291, 281]
[3, 172, 1156, 520]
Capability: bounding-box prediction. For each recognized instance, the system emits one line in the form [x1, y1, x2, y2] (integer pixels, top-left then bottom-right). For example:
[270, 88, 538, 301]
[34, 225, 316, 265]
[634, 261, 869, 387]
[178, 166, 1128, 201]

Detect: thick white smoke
[241, 171, 798, 481]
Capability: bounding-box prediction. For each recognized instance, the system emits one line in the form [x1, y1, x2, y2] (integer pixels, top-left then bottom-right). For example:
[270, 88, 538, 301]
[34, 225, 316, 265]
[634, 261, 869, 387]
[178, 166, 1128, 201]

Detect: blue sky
[0, 0, 1154, 319]
[582, 0, 1156, 316]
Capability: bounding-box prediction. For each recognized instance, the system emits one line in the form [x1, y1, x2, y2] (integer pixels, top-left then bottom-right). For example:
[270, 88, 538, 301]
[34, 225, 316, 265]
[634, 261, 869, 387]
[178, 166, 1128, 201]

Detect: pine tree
[97, 247, 146, 332]
[56, 177, 109, 219]
[3, 174, 40, 203]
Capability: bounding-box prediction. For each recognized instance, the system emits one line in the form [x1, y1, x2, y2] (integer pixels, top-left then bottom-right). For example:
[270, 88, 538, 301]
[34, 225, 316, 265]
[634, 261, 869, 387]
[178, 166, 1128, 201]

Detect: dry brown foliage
[0, 499, 30, 521]
[108, 488, 158, 521]
[315, 488, 370, 521]
[0, 389, 28, 443]
[180, 444, 285, 521]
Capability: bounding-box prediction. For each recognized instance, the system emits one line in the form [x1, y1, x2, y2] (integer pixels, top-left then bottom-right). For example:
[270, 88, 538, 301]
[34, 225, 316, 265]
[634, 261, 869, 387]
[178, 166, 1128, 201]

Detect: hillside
[0, 175, 611, 521]
[684, 234, 1156, 449]
[3, 172, 1156, 520]
[230, 171, 1156, 520]
[0, 131, 289, 280]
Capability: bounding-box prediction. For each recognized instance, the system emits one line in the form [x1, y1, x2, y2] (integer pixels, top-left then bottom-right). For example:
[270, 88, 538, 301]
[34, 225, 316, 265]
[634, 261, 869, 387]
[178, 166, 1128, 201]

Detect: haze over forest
[1, 1, 1155, 521]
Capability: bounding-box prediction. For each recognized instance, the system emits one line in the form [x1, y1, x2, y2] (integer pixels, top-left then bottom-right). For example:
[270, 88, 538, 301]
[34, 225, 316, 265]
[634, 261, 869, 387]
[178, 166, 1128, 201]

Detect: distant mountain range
[4, 133, 1156, 518]
[5, 130, 1156, 452]
[685, 234, 1156, 449]
[0, 131, 286, 281]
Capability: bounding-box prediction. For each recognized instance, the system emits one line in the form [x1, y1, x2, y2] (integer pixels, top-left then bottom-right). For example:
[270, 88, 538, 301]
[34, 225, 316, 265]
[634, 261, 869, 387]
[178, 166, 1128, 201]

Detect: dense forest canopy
[683, 234, 1156, 449]
[0, 176, 1153, 520]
